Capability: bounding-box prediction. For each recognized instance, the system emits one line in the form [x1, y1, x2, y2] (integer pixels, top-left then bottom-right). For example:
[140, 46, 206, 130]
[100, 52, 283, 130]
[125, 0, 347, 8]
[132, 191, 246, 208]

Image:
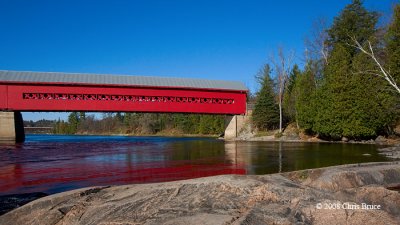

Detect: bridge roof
[0, 70, 247, 92]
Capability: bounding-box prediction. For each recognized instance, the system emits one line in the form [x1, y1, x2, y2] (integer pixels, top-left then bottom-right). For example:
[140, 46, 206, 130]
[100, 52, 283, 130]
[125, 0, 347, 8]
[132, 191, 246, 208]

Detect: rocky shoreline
[378, 145, 400, 159]
[234, 123, 400, 146]
[235, 131, 399, 145]
[0, 162, 399, 225]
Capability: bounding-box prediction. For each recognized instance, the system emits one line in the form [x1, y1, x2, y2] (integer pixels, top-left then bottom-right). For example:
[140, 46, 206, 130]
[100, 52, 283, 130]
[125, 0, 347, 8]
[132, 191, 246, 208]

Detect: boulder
[375, 135, 387, 144]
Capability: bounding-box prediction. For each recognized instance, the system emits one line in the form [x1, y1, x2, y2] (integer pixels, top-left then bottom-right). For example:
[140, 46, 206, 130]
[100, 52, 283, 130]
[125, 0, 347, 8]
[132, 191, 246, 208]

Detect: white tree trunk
[279, 97, 282, 133]
[351, 37, 400, 95]
[271, 47, 293, 133]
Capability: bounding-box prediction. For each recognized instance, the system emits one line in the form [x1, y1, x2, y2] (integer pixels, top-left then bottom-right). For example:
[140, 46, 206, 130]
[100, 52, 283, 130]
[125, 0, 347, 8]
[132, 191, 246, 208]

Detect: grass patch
[299, 171, 309, 180]
[274, 132, 283, 138]
[255, 130, 276, 137]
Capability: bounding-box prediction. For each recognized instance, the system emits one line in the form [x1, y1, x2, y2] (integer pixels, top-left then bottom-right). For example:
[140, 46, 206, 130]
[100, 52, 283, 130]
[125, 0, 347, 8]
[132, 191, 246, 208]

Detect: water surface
[0, 134, 390, 195]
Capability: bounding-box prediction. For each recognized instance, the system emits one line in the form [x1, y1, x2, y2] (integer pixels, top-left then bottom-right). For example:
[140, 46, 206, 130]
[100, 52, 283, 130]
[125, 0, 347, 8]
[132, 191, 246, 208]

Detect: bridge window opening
[22, 92, 236, 105]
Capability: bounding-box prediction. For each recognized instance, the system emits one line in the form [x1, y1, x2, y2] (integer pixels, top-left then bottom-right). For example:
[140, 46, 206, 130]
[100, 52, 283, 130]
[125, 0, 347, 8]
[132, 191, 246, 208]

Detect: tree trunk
[279, 96, 282, 133]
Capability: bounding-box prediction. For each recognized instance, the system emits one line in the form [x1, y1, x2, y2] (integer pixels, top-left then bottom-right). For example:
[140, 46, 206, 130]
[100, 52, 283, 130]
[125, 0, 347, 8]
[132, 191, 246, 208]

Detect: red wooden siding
[0, 84, 247, 114]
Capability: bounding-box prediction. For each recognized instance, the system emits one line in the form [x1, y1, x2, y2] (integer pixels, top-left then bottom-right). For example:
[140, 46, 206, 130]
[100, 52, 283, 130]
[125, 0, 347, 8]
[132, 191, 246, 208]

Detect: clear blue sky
[0, 0, 396, 121]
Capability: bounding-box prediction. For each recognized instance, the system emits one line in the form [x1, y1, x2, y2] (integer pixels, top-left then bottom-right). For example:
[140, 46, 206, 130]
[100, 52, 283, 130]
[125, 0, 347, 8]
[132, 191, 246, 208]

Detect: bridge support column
[0, 112, 25, 143]
[224, 116, 248, 140]
[224, 109, 252, 140]
[224, 115, 238, 140]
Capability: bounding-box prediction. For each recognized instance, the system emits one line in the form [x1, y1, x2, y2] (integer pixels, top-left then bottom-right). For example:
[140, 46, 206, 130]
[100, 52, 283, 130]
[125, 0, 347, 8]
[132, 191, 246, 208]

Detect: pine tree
[295, 62, 317, 132]
[327, 0, 378, 51]
[67, 112, 80, 134]
[313, 0, 395, 139]
[115, 112, 124, 123]
[252, 64, 280, 130]
[314, 44, 353, 139]
[386, 4, 400, 84]
[79, 112, 86, 121]
[283, 64, 300, 123]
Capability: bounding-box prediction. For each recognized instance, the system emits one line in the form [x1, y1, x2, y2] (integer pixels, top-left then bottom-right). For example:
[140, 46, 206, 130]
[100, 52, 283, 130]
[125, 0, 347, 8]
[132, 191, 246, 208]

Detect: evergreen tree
[386, 4, 400, 84]
[123, 113, 133, 127]
[53, 118, 61, 133]
[67, 112, 80, 134]
[313, 0, 394, 139]
[283, 64, 301, 123]
[349, 52, 396, 136]
[198, 115, 213, 134]
[54, 118, 69, 134]
[252, 64, 280, 130]
[115, 112, 123, 122]
[295, 62, 316, 132]
[314, 44, 353, 139]
[327, 0, 378, 51]
[79, 112, 86, 121]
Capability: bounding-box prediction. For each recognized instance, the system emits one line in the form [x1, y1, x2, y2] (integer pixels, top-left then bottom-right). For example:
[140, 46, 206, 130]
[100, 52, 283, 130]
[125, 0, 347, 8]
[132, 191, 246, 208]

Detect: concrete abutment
[0, 111, 25, 143]
[224, 109, 252, 140]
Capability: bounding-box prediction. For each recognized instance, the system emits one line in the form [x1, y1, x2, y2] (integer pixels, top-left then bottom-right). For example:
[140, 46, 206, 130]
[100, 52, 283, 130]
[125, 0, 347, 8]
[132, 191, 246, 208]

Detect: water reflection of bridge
[224, 141, 284, 174]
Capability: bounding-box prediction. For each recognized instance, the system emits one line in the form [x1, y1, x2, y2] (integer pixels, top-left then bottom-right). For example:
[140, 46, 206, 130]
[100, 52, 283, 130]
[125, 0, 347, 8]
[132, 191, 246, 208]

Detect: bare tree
[350, 36, 400, 94]
[270, 47, 294, 133]
[304, 17, 329, 64]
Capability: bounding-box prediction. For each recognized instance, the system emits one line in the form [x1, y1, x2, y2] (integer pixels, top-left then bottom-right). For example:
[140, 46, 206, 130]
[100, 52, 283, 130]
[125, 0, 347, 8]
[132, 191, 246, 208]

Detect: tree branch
[349, 36, 400, 95]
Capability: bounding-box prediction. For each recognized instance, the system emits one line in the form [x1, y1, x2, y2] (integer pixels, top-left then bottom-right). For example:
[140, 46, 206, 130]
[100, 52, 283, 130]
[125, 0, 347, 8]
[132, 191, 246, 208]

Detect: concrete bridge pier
[224, 115, 238, 140]
[224, 109, 252, 140]
[0, 111, 25, 143]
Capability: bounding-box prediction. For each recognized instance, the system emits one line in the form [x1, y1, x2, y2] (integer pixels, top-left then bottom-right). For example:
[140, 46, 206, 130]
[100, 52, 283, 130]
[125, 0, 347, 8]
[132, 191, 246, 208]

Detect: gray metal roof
[0, 70, 248, 91]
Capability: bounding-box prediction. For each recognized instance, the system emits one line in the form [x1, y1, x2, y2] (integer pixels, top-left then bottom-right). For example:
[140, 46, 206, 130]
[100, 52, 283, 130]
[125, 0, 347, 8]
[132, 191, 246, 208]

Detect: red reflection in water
[0, 162, 245, 195]
[0, 136, 246, 195]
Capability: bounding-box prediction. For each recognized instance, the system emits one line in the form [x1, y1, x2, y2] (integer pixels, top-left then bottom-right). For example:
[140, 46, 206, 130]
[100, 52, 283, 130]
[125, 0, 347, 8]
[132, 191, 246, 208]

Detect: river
[0, 134, 391, 195]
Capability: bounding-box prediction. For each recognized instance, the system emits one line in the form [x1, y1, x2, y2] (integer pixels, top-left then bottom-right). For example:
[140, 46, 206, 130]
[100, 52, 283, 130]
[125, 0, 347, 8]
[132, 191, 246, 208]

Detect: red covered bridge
[0, 70, 247, 114]
[0, 70, 248, 142]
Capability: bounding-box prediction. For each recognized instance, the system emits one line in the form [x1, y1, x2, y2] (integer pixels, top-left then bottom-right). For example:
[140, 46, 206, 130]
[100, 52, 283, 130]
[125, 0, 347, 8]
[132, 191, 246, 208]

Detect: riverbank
[235, 134, 400, 145]
[1, 162, 399, 225]
[378, 145, 400, 159]
[235, 123, 400, 146]
[39, 131, 221, 138]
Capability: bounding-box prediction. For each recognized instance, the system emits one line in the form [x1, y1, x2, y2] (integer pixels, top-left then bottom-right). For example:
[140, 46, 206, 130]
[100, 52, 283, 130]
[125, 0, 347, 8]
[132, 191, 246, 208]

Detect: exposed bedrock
[1, 162, 399, 225]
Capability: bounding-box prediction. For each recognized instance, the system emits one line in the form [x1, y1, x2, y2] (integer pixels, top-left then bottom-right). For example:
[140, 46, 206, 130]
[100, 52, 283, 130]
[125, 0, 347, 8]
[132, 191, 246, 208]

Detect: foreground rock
[1, 162, 399, 225]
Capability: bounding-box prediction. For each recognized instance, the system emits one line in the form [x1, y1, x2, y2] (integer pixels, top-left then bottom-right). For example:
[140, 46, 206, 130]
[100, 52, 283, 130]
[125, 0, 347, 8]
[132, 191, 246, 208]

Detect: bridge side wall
[1, 84, 247, 115]
[0, 85, 7, 109]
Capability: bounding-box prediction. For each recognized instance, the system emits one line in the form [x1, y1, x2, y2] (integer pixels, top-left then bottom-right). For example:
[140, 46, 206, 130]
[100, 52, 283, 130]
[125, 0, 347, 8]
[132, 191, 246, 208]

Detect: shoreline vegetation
[25, 120, 400, 146]
[1, 162, 399, 224]
[24, 113, 227, 137]
[25, 126, 400, 146]
[234, 122, 400, 145]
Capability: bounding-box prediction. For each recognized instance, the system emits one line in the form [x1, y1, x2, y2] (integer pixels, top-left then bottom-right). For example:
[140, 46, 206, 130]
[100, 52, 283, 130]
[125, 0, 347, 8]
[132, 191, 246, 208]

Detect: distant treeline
[49, 112, 225, 136]
[24, 119, 55, 128]
[24, 119, 55, 134]
[252, 0, 400, 140]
